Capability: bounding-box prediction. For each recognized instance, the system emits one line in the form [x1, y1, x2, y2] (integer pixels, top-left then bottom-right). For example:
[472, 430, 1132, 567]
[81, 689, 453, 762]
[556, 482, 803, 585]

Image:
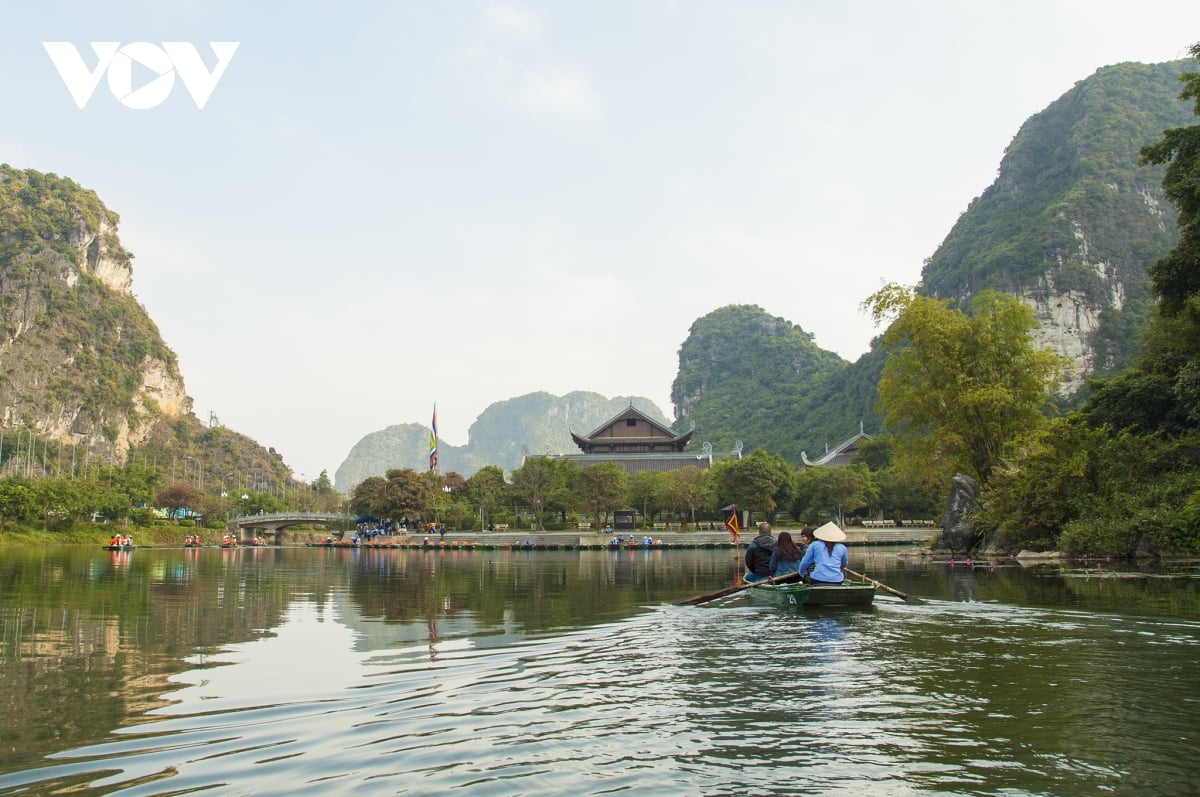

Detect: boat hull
[750, 583, 876, 608]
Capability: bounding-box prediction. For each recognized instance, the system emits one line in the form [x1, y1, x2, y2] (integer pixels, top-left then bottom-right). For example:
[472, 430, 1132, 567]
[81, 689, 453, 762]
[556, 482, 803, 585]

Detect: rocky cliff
[0, 165, 288, 489]
[0, 165, 193, 467]
[922, 60, 1197, 391]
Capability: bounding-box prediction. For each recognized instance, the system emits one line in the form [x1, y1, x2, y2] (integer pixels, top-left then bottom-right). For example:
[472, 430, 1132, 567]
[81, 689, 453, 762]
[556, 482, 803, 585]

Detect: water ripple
[2, 593, 1199, 795]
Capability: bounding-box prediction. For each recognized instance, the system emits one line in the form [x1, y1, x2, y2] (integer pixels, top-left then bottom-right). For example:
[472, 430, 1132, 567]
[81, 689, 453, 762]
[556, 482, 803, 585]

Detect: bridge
[227, 512, 354, 544]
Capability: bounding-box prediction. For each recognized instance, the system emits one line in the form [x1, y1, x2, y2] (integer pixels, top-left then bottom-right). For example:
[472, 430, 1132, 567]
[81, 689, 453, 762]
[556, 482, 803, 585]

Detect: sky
[2, 2, 1198, 481]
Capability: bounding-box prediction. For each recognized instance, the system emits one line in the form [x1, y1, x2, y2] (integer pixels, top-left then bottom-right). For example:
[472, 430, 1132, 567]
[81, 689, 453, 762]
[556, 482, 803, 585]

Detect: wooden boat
[102, 544, 136, 551]
[748, 582, 876, 608]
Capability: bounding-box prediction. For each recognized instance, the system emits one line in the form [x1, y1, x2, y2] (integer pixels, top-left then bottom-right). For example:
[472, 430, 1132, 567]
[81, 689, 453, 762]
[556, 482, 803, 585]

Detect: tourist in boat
[798, 527, 814, 549]
[769, 531, 804, 579]
[797, 524, 849, 585]
[743, 522, 776, 583]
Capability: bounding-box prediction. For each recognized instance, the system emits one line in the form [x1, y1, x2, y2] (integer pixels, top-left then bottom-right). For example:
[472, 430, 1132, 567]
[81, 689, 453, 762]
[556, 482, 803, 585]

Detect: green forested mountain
[667, 60, 1197, 461]
[670, 305, 854, 463]
[334, 392, 669, 490]
[976, 45, 1200, 556]
[922, 60, 1195, 381]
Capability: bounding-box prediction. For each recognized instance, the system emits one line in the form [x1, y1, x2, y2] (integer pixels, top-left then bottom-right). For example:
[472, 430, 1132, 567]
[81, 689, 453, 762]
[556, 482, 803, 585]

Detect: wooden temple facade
[543, 406, 717, 476]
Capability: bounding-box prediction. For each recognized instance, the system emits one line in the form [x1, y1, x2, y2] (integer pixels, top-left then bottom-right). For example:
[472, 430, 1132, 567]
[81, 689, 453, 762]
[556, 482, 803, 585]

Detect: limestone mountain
[670, 305, 854, 464]
[921, 59, 1196, 391]
[334, 392, 670, 490]
[0, 165, 291, 489]
[672, 59, 1198, 458]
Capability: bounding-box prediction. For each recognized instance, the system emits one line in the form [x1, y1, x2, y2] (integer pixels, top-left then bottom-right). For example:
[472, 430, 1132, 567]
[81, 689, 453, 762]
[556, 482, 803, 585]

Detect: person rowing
[797, 523, 848, 585]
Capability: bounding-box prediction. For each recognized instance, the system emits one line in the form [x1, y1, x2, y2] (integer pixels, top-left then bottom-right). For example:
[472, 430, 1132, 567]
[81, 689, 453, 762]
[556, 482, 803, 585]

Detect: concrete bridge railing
[227, 512, 354, 543]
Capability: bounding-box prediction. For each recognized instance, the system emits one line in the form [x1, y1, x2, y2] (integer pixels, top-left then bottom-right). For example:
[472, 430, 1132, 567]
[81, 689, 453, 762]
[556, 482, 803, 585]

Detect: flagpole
[722, 504, 741, 582]
[429, 402, 439, 474]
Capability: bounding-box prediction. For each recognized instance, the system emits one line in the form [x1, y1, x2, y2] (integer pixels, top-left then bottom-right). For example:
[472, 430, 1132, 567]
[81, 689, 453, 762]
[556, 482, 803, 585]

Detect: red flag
[724, 506, 740, 542]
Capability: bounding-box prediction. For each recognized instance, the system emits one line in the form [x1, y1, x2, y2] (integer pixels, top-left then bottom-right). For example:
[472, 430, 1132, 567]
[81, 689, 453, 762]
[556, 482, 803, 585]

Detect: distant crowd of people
[608, 535, 663, 547]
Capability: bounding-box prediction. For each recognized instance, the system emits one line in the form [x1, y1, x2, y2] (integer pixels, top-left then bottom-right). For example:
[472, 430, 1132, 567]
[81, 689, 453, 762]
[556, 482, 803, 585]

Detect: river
[0, 545, 1197, 795]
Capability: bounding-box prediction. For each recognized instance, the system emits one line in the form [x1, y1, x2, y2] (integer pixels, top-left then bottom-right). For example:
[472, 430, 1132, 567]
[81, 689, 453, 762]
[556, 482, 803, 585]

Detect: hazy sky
[3, 2, 1198, 480]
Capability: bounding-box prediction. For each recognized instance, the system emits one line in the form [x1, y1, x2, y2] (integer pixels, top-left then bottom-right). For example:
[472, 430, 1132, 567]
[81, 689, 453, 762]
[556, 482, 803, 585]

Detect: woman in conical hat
[797, 522, 848, 585]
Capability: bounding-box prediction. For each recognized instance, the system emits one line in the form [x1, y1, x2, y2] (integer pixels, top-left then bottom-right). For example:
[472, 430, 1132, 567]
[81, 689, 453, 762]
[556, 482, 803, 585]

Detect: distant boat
[102, 544, 136, 551]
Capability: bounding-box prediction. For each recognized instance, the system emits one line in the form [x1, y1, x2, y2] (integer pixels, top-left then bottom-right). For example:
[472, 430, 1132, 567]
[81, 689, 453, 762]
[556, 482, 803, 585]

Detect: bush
[128, 507, 155, 527]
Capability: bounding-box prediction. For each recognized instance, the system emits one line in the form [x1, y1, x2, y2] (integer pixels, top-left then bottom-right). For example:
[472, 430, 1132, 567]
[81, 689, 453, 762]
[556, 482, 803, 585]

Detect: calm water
[1, 545, 1198, 796]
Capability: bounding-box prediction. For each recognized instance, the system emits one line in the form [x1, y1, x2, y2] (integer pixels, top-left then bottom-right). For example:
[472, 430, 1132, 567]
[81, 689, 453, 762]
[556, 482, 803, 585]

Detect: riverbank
[0, 524, 940, 550]
[0, 525, 190, 547]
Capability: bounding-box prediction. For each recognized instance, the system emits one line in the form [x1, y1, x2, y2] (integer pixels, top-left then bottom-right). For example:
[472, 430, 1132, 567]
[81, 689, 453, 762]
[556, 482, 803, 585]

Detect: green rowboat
[748, 582, 876, 608]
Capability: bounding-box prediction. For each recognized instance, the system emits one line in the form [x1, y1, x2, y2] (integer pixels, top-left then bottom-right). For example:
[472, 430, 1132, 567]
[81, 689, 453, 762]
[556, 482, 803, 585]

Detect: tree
[466, 465, 509, 528]
[709, 448, 793, 523]
[237, 490, 284, 516]
[863, 284, 1064, 490]
[0, 479, 36, 529]
[109, 461, 161, 506]
[155, 482, 206, 522]
[1139, 42, 1200, 316]
[388, 468, 431, 521]
[663, 466, 715, 528]
[312, 470, 337, 496]
[791, 464, 874, 526]
[574, 462, 626, 526]
[868, 469, 939, 523]
[626, 470, 667, 527]
[349, 476, 384, 519]
[1136, 42, 1200, 430]
[509, 457, 570, 531]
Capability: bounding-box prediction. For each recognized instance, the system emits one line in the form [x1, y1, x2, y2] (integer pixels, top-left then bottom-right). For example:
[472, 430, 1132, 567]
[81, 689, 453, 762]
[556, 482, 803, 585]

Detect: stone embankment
[313, 527, 938, 550]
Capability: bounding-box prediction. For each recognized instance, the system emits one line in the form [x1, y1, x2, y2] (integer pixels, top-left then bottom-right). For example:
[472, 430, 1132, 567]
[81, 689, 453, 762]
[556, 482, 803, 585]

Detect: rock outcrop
[935, 474, 980, 552]
[0, 165, 190, 467]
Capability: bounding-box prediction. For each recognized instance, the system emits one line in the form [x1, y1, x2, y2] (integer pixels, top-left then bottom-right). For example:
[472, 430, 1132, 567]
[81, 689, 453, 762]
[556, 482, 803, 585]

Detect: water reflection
[0, 546, 1198, 795]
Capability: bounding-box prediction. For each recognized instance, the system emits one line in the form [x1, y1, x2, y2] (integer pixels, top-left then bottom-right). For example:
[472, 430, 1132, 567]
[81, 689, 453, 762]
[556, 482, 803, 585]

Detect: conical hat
[812, 521, 846, 542]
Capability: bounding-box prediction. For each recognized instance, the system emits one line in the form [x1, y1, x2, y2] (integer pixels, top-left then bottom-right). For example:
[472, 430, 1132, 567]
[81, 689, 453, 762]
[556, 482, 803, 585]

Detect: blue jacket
[798, 541, 848, 583]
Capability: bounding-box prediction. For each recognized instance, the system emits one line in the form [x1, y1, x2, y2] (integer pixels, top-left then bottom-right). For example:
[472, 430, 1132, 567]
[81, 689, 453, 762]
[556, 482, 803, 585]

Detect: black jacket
[744, 533, 776, 576]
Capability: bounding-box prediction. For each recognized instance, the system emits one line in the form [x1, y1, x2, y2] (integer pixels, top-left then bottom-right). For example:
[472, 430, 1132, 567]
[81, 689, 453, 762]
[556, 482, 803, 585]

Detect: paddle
[845, 567, 927, 605]
[675, 571, 801, 606]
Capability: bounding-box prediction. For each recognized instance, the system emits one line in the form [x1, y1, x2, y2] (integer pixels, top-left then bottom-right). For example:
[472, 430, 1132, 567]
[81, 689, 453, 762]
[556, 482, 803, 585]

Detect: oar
[675, 572, 801, 606]
[845, 567, 927, 605]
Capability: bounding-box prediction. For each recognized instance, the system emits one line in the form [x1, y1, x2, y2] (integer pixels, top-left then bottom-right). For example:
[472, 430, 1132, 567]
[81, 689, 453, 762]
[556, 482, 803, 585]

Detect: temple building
[801, 422, 873, 468]
[542, 405, 726, 476]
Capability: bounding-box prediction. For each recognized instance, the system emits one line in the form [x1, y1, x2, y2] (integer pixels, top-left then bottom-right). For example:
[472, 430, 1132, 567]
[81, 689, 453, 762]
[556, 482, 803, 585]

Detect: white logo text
[43, 42, 239, 109]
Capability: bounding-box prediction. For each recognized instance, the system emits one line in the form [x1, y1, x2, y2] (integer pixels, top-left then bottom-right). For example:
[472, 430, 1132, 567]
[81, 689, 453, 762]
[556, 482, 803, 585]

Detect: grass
[0, 523, 216, 547]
